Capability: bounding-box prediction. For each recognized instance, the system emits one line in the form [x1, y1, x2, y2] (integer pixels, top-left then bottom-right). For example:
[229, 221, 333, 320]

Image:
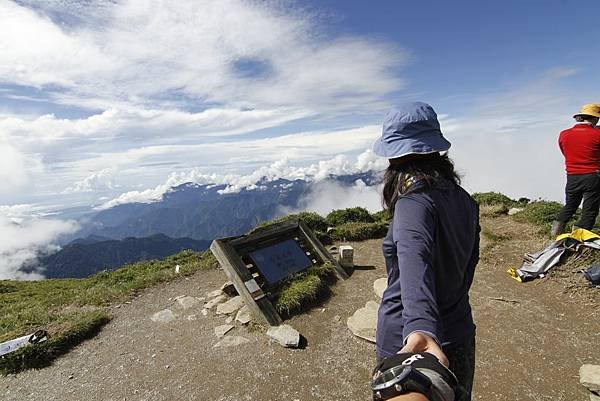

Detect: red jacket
[558, 124, 600, 175]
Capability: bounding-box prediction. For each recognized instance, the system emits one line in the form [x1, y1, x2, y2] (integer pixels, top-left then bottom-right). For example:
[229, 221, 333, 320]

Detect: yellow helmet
[574, 104, 600, 118]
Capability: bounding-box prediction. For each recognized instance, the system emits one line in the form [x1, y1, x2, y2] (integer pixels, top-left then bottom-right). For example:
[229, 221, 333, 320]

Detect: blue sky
[0, 1, 599, 274]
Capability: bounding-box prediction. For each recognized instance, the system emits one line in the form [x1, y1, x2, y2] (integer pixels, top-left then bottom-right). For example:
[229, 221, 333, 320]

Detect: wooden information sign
[210, 220, 348, 326]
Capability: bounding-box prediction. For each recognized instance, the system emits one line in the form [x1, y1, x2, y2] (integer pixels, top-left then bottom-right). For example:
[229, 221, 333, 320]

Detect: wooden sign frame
[210, 220, 348, 326]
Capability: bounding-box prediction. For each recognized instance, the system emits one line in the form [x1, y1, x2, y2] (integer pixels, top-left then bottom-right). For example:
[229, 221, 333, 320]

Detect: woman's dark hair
[382, 153, 460, 215]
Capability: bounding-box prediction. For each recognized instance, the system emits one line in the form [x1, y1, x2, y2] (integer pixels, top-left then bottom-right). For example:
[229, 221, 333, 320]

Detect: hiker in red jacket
[551, 104, 600, 237]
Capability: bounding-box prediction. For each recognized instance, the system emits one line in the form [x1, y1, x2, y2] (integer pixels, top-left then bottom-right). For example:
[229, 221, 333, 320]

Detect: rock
[216, 295, 245, 315]
[580, 364, 600, 392]
[225, 316, 233, 324]
[214, 324, 235, 338]
[213, 336, 250, 348]
[221, 281, 238, 296]
[333, 315, 341, 322]
[508, 207, 523, 216]
[338, 245, 354, 268]
[373, 277, 387, 299]
[176, 296, 200, 310]
[206, 289, 223, 298]
[201, 309, 208, 316]
[187, 315, 197, 321]
[235, 306, 252, 324]
[266, 324, 300, 348]
[151, 309, 176, 323]
[204, 295, 227, 309]
[347, 301, 379, 343]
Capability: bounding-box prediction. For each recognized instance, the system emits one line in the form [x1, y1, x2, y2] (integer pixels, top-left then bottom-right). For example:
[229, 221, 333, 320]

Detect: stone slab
[373, 277, 387, 299]
[214, 324, 235, 338]
[216, 295, 245, 315]
[580, 364, 600, 392]
[151, 309, 176, 323]
[347, 301, 379, 343]
[266, 324, 300, 348]
[213, 336, 250, 348]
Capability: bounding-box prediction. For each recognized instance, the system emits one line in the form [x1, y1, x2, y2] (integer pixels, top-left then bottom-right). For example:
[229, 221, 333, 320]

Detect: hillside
[35, 234, 211, 279]
[1, 203, 599, 400]
[68, 173, 378, 242]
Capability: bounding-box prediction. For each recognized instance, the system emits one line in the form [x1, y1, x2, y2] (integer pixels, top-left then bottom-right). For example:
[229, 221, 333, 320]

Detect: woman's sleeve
[392, 195, 442, 344]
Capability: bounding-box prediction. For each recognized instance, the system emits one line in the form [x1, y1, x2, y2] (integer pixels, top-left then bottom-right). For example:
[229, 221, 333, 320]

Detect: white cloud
[293, 179, 383, 216]
[0, 207, 78, 280]
[98, 149, 384, 209]
[61, 169, 115, 194]
[0, 141, 43, 195]
[0, 1, 404, 112]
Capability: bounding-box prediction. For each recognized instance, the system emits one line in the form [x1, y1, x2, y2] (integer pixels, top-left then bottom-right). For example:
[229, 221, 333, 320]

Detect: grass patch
[371, 210, 391, 222]
[272, 262, 336, 316]
[325, 207, 374, 227]
[329, 221, 388, 241]
[511, 201, 565, 233]
[481, 227, 510, 242]
[252, 211, 328, 233]
[0, 250, 217, 374]
[472, 192, 516, 207]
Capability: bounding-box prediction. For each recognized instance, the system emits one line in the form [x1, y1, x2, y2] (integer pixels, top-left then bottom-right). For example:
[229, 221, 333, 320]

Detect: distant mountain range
[35, 234, 210, 279]
[40, 173, 378, 278]
[68, 173, 378, 242]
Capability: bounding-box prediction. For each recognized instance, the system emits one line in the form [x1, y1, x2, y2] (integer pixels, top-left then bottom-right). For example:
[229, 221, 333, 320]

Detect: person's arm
[391, 196, 448, 365]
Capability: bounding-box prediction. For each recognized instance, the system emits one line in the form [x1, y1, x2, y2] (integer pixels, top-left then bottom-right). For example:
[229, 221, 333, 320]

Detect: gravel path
[2, 215, 598, 401]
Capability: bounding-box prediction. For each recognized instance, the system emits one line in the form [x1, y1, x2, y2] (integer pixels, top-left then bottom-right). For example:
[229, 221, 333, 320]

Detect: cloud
[61, 169, 115, 194]
[1, 0, 404, 112]
[98, 149, 386, 209]
[0, 205, 78, 280]
[0, 141, 43, 195]
[293, 179, 383, 216]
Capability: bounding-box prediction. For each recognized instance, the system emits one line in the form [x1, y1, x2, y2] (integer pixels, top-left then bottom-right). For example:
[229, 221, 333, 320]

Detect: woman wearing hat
[373, 102, 480, 400]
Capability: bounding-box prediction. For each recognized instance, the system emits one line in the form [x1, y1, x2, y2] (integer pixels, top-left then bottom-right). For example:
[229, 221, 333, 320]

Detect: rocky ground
[1, 214, 599, 401]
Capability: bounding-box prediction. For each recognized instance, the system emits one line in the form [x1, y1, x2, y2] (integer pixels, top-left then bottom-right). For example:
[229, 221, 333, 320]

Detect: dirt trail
[1, 215, 599, 401]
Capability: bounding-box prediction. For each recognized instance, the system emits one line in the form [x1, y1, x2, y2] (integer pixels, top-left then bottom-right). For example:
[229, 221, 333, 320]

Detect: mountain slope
[37, 234, 210, 278]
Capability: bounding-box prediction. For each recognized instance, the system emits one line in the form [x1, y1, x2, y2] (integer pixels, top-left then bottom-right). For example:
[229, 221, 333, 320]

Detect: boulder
[216, 295, 245, 315]
[347, 301, 379, 343]
[214, 324, 235, 338]
[266, 324, 301, 348]
[580, 364, 600, 392]
[235, 305, 252, 324]
[151, 309, 176, 323]
[176, 296, 200, 310]
[213, 336, 250, 348]
[204, 295, 227, 309]
[373, 278, 387, 299]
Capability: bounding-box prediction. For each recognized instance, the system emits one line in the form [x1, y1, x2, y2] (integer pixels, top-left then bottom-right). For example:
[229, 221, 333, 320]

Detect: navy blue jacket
[376, 179, 479, 358]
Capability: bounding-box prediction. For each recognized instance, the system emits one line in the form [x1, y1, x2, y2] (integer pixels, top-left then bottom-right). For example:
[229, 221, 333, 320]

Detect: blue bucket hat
[373, 102, 451, 159]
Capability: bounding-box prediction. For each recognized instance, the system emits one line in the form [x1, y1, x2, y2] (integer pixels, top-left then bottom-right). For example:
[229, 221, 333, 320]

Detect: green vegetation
[511, 200, 564, 232]
[371, 209, 391, 222]
[254, 207, 389, 243]
[272, 262, 336, 315]
[471, 192, 516, 207]
[325, 207, 374, 227]
[0, 250, 217, 374]
[330, 221, 388, 241]
[253, 211, 328, 233]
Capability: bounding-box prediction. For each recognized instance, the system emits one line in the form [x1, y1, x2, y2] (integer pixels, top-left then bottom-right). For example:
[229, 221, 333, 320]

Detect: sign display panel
[249, 239, 312, 285]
